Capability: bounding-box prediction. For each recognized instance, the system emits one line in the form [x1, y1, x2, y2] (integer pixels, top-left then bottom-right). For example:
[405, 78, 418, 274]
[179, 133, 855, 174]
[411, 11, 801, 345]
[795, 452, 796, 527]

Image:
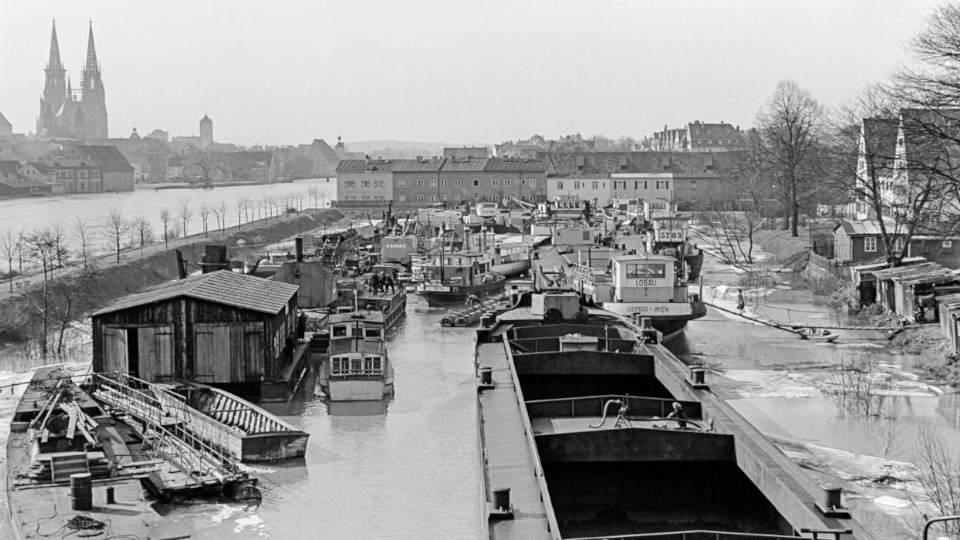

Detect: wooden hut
[92, 271, 299, 394]
[871, 262, 958, 322]
[937, 293, 960, 353]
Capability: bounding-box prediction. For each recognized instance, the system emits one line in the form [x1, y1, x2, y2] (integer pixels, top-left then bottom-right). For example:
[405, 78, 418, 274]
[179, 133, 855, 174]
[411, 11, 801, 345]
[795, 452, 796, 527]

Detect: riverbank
[687, 227, 960, 538]
[0, 208, 345, 350]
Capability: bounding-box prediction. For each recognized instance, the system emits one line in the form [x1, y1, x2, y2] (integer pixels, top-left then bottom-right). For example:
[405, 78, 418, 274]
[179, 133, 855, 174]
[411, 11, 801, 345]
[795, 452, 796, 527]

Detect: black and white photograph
[3, 1, 960, 538]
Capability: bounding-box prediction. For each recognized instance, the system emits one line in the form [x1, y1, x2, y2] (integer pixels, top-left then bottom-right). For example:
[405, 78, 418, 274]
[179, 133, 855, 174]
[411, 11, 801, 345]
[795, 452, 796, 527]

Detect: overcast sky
[0, 0, 945, 146]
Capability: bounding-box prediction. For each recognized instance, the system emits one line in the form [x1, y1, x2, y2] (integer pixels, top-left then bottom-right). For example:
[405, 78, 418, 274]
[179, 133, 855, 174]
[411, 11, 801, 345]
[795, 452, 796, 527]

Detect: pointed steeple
[47, 19, 63, 72]
[85, 20, 99, 74]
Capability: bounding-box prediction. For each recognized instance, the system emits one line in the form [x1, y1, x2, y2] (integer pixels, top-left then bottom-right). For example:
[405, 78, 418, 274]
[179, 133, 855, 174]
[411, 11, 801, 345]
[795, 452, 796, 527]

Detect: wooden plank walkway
[477, 341, 554, 540]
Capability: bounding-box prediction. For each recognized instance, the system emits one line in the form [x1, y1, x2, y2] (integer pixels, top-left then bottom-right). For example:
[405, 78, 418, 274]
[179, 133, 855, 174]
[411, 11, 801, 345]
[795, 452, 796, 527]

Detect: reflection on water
[0, 299, 480, 539]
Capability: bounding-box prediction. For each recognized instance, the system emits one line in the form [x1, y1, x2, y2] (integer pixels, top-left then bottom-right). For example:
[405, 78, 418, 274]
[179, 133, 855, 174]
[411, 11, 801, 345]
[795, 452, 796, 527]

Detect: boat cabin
[643, 200, 677, 221]
[610, 254, 680, 303]
[651, 216, 688, 245]
[327, 311, 386, 341]
[429, 251, 493, 285]
[328, 338, 387, 379]
[551, 195, 588, 220]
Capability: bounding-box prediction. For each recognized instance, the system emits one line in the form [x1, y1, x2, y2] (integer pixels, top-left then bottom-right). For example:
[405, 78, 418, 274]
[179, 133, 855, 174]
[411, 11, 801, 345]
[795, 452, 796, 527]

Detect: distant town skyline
[0, 1, 944, 146]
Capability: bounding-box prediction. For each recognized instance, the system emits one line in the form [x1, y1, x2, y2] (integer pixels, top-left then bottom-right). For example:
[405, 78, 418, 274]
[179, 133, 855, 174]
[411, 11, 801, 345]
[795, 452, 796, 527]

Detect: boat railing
[563, 530, 833, 540]
[141, 413, 241, 484]
[525, 394, 703, 421]
[502, 337, 563, 539]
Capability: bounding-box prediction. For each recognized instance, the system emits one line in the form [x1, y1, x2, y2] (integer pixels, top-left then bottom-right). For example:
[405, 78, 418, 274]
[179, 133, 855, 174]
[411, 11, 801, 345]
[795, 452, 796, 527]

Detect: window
[864, 236, 877, 252]
[440, 179, 447, 187]
[592, 182, 599, 189]
[944, 240, 953, 248]
[417, 194, 424, 202]
[656, 180, 670, 190]
[398, 194, 407, 202]
[691, 181, 697, 190]
[455, 179, 461, 187]
[332, 326, 347, 337]
[504, 179, 511, 187]
[361, 181, 370, 187]
[365, 329, 381, 338]
[361, 195, 370, 201]
[557, 182, 564, 190]
[892, 237, 905, 252]
[521, 179, 526, 185]
[399, 180, 406, 188]
[430, 179, 437, 187]
[431, 194, 437, 201]
[626, 263, 666, 279]
[440, 194, 447, 201]
[574, 181, 581, 189]
[417, 180, 424, 187]
[492, 179, 499, 187]
[473, 180, 479, 187]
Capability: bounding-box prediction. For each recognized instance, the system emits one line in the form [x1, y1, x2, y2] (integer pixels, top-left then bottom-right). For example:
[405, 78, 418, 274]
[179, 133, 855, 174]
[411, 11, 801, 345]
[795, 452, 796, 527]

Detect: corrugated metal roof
[93, 270, 298, 316]
[871, 262, 954, 284]
[837, 220, 891, 236]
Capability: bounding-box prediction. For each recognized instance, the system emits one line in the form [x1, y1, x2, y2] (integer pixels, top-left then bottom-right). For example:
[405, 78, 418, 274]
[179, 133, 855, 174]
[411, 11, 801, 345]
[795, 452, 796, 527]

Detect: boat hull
[598, 300, 707, 342]
[324, 380, 393, 401]
[418, 277, 507, 306]
[491, 260, 530, 278]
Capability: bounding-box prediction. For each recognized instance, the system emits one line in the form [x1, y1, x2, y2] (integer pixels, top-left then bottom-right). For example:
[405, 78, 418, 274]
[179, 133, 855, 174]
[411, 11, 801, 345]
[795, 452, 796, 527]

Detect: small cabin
[610, 254, 678, 302]
[476, 202, 498, 217]
[431, 251, 492, 284]
[327, 311, 386, 341]
[651, 217, 688, 244]
[91, 271, 299, 391]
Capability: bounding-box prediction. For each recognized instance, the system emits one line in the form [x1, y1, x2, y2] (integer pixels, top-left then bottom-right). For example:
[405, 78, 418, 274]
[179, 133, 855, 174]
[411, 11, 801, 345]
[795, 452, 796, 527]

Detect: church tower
[38, 20, 67, 135]
[81, 21, 108, 139]
[200, 114, 213, 147]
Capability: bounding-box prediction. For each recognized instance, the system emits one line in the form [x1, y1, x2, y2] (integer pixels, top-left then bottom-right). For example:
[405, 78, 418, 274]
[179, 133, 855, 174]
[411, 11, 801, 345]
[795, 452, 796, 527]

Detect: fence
[807, 250, 848, 281]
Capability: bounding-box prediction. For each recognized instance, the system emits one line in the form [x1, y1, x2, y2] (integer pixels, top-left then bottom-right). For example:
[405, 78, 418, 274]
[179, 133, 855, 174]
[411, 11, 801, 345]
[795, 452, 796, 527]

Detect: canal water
[0, 297, 481, 539]
[0, 178, 337, 254]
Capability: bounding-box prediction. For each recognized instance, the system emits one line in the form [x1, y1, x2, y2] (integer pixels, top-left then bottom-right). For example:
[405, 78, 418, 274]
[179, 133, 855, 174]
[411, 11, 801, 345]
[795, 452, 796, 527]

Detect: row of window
[330, 356, 384, 376]
[863, 237, 952, 252]
[557, 180, 671, 190]
[56, 170, 101, 179]
[395, 193, 535, 202]
[344, 178, 538, 188]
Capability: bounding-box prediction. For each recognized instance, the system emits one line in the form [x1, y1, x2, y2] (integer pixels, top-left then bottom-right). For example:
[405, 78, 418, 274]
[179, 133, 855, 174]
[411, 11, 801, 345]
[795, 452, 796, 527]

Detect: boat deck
[476, 341, 553, 540]
[530, 416, 680, 435]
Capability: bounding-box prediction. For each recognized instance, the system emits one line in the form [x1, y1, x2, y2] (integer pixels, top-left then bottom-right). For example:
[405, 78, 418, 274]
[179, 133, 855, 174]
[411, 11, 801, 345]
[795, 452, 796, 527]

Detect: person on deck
[384, 274, 395, 294]
[737, 288, 745, 315]
[666, 402, 689, 430]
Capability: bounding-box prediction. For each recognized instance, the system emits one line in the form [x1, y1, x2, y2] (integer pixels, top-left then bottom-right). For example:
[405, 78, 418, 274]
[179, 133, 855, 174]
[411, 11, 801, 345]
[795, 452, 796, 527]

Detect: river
[0, 297, 481, 539]
[0, 178, 338, 257]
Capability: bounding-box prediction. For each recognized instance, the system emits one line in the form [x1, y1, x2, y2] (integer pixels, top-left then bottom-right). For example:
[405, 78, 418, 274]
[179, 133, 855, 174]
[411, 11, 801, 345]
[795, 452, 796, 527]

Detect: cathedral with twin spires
[37, 20, 108, 140]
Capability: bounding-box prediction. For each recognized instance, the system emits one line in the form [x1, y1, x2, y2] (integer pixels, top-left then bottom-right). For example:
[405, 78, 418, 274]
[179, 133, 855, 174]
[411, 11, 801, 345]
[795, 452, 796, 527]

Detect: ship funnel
[295, 237, 304, 262]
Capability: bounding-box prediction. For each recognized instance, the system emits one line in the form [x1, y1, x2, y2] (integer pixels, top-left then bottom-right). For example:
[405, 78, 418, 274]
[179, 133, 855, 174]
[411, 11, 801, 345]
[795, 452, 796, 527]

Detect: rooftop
[93, 270, 299, 317]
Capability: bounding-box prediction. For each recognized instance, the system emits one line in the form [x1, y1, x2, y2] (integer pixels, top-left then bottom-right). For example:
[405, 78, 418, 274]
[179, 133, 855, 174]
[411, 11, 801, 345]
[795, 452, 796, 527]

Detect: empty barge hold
[475, 292, 876, 540]
[91, 373, 308, 462]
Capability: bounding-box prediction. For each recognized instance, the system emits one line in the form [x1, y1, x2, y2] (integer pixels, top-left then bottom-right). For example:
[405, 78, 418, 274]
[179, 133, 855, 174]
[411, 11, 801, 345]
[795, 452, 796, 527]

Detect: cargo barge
[475, 290, 874, 540]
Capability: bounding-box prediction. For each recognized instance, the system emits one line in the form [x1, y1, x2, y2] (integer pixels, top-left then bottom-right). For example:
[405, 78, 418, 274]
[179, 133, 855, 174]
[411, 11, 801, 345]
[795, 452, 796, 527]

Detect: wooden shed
[937, 293, 960, 354]
[871, 262, 958, 322]
[92, 271, 299, 394]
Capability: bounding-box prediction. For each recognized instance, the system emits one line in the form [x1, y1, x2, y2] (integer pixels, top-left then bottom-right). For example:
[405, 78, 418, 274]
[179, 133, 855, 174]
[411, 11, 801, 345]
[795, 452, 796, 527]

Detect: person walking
[736, 288, 745, 315]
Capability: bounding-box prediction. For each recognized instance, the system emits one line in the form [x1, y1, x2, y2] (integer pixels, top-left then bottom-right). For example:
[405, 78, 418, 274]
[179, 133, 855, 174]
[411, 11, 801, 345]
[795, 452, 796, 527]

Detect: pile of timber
[14, 451, 112, 486]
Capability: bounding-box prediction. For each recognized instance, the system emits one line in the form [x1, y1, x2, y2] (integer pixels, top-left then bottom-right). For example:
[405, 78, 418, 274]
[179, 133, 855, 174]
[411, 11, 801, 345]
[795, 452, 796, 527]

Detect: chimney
[295, 237, 304, 262]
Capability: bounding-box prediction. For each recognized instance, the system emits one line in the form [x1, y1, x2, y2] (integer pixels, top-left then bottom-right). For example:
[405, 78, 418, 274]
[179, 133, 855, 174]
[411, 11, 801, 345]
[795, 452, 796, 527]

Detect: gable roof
[549, 151, 739, 178]
[93, 270, 299, 317]
[71, 145, 134, 172]
[836, 220, 892, 236]
[310, 139, 340, 163]
[0, 110, 10, 128]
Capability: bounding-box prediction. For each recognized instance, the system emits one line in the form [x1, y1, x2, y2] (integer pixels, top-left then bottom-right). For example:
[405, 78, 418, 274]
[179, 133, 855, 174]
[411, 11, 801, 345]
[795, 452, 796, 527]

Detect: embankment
[0, 209, 344, 344]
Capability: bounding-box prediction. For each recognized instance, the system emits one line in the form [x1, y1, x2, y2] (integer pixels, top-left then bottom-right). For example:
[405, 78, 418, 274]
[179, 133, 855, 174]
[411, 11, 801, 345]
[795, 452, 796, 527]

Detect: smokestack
[295, 237, 304, 262]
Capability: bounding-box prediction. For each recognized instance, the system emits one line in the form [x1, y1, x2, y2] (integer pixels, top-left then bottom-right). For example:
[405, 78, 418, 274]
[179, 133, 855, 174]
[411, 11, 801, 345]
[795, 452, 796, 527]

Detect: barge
[6, 367, 258, 540]
[317, 311, 394, 401]
[475, 291, 874, 540]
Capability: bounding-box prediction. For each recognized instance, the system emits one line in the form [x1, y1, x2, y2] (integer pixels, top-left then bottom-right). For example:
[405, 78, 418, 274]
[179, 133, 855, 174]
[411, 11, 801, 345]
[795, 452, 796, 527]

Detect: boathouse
[871, 262, 959, 322]
[91, 271, 299, 391]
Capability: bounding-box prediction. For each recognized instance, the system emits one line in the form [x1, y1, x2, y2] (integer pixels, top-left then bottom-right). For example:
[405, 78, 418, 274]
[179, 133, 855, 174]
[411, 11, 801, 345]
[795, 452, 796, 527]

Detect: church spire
[85, 20, 99, 74]
[47, 19, 63, 72]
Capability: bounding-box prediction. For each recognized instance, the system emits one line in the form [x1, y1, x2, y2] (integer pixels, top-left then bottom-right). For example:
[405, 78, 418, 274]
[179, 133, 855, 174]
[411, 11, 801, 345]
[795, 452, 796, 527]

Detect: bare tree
[49, 221, 67, 273]
[756, 80, 826, 237]
[913, 419, 960, 538]
[235, 198, 246, 230]
[243, 196, 253, 222]
[132, 216, 153, 256]
[101, 207, 132, 264]
[199, 203, 211, 237]
[48, 267, 103, 357]
[213, 199, 227, 234]
[0, 230, 19, 291]
[176, 198, 193, 237]
[159, 207, 173, 248]
[24, 228, 66, 357]
[73, 216, 92, 269]
[308, 185, 319, 209]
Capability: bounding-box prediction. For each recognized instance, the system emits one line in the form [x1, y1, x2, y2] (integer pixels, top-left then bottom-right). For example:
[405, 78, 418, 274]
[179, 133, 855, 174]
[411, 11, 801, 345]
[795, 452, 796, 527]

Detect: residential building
[37, 21, 109, 140]
[67, 145, 135, 191]
[22, 158, 103, 193]
[651, 121, 743, 152]
[335, 156, 548, 206]
[548, 151, 736, 208]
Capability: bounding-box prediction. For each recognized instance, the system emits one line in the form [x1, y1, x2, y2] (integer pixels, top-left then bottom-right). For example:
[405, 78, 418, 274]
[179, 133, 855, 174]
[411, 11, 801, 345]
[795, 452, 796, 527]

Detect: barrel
[492, 487, 510, 510]
[70, 473, 93, 511]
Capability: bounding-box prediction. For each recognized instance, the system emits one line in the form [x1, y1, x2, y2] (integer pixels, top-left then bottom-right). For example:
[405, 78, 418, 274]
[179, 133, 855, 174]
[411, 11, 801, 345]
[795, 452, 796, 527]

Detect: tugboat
[317, 311, 394, 402]
[415, 250, 506, 306]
